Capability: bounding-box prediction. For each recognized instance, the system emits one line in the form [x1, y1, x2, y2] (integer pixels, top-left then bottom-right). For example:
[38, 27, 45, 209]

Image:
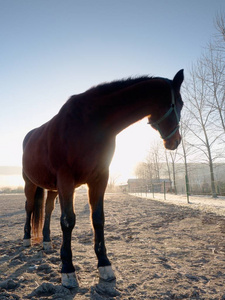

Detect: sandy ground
[0, 192, 225, 299]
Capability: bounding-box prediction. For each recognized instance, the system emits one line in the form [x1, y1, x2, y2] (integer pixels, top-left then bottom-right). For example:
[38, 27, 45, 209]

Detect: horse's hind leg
[88, 173, 116, 282]
[23, 179, 38, 247]
[43, 191, 58, 250]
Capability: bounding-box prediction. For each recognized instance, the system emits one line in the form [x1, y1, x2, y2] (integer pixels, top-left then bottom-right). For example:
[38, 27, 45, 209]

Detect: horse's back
[22, 93, 116, 189]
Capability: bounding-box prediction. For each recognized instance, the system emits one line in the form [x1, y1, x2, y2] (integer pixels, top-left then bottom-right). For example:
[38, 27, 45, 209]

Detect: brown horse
[22, 70, 184, 288]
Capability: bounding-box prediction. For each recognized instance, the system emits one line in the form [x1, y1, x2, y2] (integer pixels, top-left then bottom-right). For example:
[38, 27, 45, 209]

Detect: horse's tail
[32, 187, 45, 242]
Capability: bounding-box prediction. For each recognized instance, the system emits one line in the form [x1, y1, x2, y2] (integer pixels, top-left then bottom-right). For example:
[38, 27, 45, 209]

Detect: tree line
[135, 13, 225, 198]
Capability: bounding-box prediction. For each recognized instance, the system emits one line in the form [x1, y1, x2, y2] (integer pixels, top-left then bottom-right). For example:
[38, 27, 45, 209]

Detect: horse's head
[148, 69, 184, 150]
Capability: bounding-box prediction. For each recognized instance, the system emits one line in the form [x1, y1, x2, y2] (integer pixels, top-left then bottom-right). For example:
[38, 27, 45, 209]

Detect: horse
[22, 69, 184, 288]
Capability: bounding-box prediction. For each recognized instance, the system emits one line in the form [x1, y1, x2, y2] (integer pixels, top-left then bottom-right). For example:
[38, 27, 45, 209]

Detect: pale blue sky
[0, 0, 224, 182]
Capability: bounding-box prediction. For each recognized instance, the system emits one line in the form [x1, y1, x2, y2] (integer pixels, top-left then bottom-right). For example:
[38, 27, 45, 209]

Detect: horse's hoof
[43, 241, 52, 250]
[61, 272, 78, 289]
[98, 266, 116, 281]
[23, 239, 31, 247]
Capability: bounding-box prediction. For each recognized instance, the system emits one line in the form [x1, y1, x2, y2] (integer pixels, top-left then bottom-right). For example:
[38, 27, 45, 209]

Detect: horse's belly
[23, 160, 57, 190]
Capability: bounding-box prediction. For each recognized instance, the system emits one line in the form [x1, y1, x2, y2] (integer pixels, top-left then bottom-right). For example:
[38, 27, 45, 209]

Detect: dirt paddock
[0, 192, 225, 299]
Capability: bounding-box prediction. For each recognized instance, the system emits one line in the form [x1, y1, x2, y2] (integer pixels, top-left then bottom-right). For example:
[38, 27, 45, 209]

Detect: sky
[0, 0, 225, 186]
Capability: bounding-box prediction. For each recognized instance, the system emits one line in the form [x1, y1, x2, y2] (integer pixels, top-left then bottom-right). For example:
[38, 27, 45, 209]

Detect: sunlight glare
[109, 119, 160, 184]
[0, 175, 24, 188]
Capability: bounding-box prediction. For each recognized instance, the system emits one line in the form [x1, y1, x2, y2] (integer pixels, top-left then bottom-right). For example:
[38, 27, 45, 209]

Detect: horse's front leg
[58, 181, 78, 288]
[88, 174, 116, 282]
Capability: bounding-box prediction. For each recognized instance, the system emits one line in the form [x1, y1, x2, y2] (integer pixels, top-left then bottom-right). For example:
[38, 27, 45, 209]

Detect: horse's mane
[88, 76, 153, 96]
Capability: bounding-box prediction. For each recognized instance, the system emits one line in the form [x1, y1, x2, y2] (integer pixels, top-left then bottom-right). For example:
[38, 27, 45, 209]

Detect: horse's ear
[172, 69, 184, 90]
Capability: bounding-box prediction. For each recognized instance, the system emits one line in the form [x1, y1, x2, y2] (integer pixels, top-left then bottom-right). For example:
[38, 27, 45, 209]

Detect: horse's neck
[95, 79, 165, 134]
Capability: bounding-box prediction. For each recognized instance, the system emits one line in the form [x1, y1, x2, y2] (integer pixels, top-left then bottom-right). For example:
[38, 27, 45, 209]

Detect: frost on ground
[131, 192, 225, 216]
[0, 192, 225, 299]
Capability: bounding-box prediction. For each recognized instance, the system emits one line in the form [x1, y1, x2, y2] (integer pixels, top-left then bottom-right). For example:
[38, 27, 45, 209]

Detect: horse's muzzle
[163, 131, 181, 150]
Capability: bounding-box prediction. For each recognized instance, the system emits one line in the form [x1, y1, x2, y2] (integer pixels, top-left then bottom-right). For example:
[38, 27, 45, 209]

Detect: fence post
[217, 185, 220, 196]
[185, 175, 190, 203]
[152, 184, 154, 198]
[164, 181, 166, 200]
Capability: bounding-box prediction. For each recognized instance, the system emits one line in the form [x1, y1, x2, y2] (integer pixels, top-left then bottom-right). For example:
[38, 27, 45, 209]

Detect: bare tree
[134, 141, 166, 188]
[107, 173, 120, 192]
[134, 162, 149, 180]
[146, 141, 163, 181]
[169, 150, 178, 194]
[164, 149, 172, 189]
[214, 12, 225, 52]
[183, 62, 223, 198]
[201, 13, 225, 135]
[178, 111, 195, 202]
[202, 44, 225, 132]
